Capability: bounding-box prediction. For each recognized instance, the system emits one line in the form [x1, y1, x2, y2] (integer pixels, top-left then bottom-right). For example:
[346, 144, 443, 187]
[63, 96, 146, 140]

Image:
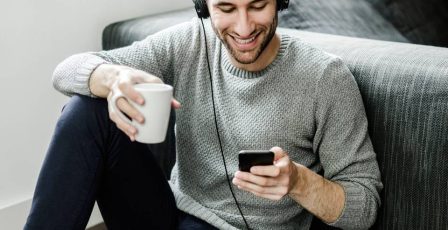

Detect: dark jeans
[24, 95, 215, 230]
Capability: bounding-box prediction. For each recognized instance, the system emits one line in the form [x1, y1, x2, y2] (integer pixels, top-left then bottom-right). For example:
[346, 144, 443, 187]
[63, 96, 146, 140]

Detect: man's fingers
[250, 165, 281, 177]
[233, 177, 287, 198]
[233, 177, 272, 193]
[234, 171, 277, 187]
[116, 122, 136, 141]
[118, 82, 144, 105]
[109, 110, 137, 140]
[105, 67, 171, 142]
[116, 97, 144, 123]
[171, 99, 181, 109]
[108, 95, 138, 138]
[270, 146, 287, 161]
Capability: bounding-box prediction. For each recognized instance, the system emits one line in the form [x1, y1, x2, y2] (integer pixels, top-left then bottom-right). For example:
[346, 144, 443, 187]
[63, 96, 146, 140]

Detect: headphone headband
[192, 0, 289, 19]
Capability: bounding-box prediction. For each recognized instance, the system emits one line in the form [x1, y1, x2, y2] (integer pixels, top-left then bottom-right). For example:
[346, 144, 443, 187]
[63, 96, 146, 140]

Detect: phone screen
[238, 150, 274, 172]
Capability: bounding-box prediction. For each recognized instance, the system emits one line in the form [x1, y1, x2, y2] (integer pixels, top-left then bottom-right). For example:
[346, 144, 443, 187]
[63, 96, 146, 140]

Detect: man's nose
[234, 11, 255, 37]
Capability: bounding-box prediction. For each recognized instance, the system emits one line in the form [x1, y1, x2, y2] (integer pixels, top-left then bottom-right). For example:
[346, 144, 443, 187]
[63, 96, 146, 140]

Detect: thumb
[270, 146, 287, 161]
[171, 98, 181, 109]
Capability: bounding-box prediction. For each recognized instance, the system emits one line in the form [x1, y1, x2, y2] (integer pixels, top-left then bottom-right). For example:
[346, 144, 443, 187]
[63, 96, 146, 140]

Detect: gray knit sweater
[53, 18, 382, 230]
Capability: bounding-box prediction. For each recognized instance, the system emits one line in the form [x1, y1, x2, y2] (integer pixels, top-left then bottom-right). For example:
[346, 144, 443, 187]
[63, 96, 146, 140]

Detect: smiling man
[25, 0, 382, 229]
[210, 0, 280, 70]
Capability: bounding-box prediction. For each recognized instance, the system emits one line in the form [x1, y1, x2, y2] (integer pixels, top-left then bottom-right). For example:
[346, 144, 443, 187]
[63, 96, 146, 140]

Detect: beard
[211, 12, 278, 65]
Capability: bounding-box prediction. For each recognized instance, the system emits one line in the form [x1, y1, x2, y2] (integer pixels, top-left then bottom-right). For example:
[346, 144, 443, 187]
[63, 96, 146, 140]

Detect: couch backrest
[367, 0, 448, 47]
[277, 0, 409, 43]
[280, 29, 448, 229]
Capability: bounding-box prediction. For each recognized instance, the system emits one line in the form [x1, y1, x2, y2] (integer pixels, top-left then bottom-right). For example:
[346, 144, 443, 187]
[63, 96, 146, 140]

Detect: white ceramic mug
[111, 83, 173, 144]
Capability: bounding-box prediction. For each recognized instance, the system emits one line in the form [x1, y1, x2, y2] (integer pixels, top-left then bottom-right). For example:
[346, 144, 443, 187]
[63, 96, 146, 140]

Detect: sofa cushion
[278, 0, 409, 43]
[368, 0, 448, 47]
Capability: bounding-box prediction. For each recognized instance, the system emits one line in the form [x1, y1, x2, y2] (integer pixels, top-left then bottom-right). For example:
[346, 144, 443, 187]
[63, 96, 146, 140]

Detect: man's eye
[251, 4, 267, 10]
[219, 7, 234, 13]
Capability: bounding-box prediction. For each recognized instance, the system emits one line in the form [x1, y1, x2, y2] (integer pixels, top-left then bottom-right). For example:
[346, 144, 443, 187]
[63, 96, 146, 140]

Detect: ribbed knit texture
[53, 18, 382, 230]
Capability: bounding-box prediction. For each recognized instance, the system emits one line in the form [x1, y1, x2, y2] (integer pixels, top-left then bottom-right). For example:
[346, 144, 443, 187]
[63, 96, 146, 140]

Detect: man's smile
[228, 32, 261, 51]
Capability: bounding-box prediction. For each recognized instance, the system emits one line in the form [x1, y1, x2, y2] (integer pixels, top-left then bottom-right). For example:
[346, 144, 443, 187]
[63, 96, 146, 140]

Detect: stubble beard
[211, 13, 278, 65]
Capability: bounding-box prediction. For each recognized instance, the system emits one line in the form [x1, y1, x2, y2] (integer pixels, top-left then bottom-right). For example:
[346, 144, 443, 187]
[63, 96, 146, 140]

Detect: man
[25, 0, 382, 229]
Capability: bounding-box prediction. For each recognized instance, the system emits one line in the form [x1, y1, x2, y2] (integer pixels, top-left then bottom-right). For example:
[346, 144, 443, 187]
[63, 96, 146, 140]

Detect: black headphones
[192, 0, 289, 18]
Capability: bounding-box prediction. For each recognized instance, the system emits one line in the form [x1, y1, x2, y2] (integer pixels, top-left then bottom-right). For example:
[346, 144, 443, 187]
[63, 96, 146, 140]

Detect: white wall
[0, 0, 192, 229]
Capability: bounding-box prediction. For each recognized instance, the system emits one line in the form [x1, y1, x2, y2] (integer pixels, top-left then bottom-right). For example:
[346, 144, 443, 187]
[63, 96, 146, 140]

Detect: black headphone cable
[199, 18, 251, 230]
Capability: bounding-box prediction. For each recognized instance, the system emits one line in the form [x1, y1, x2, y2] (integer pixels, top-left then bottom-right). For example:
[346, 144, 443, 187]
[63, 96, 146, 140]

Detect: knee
[57, 94, 109, 132]
[62, 94, 107, 116]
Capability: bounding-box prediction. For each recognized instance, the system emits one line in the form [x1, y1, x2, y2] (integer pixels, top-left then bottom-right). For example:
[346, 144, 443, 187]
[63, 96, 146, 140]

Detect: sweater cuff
[75, 55, 109, 97]
[327, 182, 366, 229]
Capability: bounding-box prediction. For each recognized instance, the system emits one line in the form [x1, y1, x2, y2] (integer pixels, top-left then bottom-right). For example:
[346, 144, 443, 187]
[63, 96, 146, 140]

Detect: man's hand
[233, 146, 346, 223]
[232, 146, 299, 200]
[90, 64, 181, 141]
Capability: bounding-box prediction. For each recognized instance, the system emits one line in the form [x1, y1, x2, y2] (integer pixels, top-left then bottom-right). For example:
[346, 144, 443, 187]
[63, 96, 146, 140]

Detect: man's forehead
[209, 0, 268, 5]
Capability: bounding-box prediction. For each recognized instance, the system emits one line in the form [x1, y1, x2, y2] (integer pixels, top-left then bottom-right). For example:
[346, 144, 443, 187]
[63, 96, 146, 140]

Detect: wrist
[90, 64, 123, 98]
[289, 162, 306, 197]
[289, 163, 325, 199]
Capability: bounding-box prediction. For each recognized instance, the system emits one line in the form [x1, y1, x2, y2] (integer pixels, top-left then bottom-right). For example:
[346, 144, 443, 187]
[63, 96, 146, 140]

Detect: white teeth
[234, 36, 256, 44]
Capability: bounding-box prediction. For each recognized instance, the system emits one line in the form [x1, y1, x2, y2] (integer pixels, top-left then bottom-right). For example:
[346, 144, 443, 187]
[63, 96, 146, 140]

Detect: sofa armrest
[102, 8, 195, 50]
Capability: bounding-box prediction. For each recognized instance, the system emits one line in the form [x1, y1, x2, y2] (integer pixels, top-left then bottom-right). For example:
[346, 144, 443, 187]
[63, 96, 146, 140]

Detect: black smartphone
[238, 150, 274, 172]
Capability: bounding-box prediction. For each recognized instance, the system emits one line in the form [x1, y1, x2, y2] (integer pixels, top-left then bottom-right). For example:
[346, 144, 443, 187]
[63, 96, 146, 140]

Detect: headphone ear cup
[277, 0, 289, 11]
[192, 0, 210, 19]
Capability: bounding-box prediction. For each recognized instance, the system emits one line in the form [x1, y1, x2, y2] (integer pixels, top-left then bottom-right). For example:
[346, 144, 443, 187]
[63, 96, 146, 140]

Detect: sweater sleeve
[313, 57, 383, 229]
[52, 19, 200, 97]
[52, 53, 108, 97]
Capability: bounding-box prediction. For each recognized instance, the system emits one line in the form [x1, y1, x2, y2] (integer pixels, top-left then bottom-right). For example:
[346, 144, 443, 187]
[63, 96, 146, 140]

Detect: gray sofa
[101, 1, 448, 229]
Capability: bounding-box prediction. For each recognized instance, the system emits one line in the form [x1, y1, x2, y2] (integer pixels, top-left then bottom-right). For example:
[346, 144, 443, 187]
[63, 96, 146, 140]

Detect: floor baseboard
[0, 198, 103, 229]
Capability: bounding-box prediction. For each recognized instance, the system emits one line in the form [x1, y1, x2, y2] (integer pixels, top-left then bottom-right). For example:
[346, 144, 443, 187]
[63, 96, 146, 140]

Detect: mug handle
[110, 92, 134, 126]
